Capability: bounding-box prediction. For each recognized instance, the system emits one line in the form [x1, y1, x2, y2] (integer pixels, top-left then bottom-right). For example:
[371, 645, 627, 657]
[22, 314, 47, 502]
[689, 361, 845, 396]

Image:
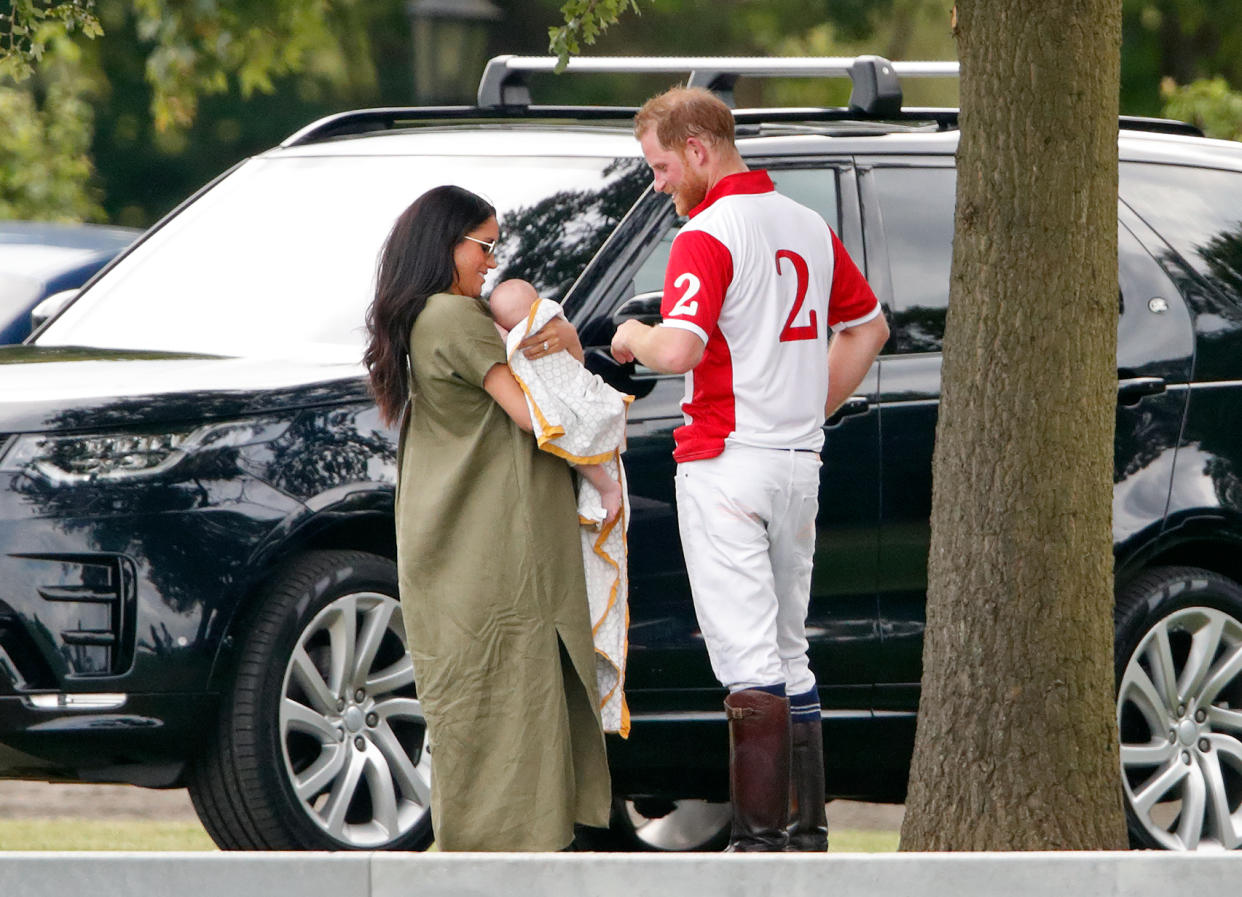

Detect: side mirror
[612, 291, 663, 327]
[31, 289, 78, 331]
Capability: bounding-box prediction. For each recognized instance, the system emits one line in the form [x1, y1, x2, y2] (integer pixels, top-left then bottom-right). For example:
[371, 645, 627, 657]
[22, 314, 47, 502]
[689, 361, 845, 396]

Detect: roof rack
[277, 62, 1200, 147]
[477, 55, 958, 115]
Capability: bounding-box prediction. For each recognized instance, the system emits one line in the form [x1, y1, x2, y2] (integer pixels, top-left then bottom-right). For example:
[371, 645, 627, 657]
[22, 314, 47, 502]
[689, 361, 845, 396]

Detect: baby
[490, 278, 624, 526]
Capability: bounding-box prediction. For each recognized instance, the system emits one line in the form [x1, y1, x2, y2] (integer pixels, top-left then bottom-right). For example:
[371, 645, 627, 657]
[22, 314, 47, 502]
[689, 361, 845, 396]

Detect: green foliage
[0, 0, 101, 82]
[0, 1, 379, 224]
[764, 0, 955, 108]
[1122, 1, 1242, 115]
[0, 31, 103, 221]
[547, 0, 954, 108]
[1161, 76, 1242, 141]
[131, 0, 370, 132]
[550, 0, 640, 72]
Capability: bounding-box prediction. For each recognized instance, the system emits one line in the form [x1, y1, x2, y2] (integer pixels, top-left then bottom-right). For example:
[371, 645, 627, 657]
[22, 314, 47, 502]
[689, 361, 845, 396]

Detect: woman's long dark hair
[364, 185, 496, 426]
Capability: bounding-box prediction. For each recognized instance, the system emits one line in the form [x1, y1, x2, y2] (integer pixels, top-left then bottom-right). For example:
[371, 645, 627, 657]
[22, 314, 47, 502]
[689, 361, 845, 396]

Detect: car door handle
[826, 395, 870, 427]
[1117, 376, 1166, 406]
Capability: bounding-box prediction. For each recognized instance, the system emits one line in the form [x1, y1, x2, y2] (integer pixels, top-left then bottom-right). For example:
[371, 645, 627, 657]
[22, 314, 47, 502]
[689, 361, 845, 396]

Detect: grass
[0, 820, 899, 852]
[828, 828, 900, 852]
[0, 819, 217, 851]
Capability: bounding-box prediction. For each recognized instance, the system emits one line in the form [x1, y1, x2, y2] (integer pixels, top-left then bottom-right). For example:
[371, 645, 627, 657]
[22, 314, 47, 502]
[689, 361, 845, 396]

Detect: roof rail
[477, 55, 958, 115]
[278, 107, 1200, 149]
[279, 105, 641, 147]
[1118, 115, 1203, 138]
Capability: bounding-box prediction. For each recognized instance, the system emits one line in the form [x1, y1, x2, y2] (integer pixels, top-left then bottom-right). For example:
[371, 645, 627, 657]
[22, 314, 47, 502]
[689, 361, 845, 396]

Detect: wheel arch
[1116, 513, 1242, 597]
[205, 495, 397, 694]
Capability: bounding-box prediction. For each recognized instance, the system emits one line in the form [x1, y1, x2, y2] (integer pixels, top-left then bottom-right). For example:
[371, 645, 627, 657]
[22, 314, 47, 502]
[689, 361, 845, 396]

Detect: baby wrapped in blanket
[490, 279, 633, 736]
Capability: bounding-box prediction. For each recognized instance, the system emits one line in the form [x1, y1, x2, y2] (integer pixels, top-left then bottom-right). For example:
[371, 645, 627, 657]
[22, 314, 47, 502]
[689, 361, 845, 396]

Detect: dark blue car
[0, 222, 140, 344]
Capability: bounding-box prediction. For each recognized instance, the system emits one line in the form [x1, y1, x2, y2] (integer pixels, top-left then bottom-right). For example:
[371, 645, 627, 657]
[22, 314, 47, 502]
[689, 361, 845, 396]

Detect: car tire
[575, 797, 732, 851]
[187, 550, 433, 850]
[1114, 565, 1242, 850]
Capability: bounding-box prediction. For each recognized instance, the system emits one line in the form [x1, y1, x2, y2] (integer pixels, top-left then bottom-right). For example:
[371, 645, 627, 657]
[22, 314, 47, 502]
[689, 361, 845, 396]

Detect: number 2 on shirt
[667, 272, 700, 318]
[776, 249, 818, 342]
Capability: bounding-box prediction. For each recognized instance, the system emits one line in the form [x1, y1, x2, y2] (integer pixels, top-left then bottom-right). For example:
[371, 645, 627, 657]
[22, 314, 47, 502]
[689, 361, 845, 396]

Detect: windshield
[40, 153, 648, 361]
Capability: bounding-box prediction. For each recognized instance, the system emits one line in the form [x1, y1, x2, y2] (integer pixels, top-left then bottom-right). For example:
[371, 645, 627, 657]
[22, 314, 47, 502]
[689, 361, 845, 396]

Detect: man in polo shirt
[611, 86, 890, 852]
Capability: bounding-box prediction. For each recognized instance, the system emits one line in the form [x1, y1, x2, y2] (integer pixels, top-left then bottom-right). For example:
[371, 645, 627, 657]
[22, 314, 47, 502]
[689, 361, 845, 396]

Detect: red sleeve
[826, 230, 880, 330]
[661, 229, 733, 340]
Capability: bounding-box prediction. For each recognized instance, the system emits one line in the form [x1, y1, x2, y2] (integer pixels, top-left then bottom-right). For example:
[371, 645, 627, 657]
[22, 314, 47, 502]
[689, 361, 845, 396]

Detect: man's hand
[611, 319, 704, 373]
[825, 313, 890, 418]
[610, 319, 647, 364]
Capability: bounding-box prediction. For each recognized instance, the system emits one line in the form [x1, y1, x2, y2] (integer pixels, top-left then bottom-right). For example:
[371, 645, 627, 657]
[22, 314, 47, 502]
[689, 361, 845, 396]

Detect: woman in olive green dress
[363, 186, 610, 851]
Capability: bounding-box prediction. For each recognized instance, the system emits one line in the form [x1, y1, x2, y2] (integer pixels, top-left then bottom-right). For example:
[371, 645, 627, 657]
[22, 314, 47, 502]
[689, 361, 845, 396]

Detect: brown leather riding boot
[788, 718, 829, 851]
[723, 689, 791, 852]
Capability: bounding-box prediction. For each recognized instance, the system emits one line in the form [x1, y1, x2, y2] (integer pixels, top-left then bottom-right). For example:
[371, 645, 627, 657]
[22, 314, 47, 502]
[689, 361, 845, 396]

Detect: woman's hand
[520, 318, 583, 363]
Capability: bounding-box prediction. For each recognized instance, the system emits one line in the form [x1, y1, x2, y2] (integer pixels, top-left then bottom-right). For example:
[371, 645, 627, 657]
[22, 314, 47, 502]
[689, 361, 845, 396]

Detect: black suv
[2, 56, 1241, 853]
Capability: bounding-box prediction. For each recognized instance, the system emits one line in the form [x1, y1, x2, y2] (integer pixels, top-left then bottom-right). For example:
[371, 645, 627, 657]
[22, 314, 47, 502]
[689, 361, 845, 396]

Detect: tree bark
[900, 1, 1128, 851]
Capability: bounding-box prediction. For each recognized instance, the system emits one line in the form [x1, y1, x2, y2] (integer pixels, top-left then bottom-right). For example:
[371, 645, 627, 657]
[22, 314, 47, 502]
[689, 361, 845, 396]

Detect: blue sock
[789, 686, 820, 723]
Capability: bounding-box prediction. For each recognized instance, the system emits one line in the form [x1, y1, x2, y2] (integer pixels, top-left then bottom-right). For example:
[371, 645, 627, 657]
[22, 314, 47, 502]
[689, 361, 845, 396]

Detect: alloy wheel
[1118, 605, 1242, 850]
[278, 590, 430, 848]
[622, 798, 732, 851]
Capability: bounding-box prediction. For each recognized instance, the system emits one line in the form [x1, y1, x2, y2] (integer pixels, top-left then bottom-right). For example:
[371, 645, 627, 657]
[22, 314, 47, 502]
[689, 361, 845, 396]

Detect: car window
[631, 167, 840, 297]
[1118, 222, 1195, 374]
[870, 166, 956, 355]
[1121, 162, 1242, 312]
[633, 224, 678, 295]
[40, 154, 647, 361]
[0, 274, 42, 322]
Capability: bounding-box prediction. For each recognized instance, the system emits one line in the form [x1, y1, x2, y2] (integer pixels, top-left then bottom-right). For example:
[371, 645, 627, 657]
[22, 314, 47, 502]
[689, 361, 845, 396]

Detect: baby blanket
[505, 298, 633, 736]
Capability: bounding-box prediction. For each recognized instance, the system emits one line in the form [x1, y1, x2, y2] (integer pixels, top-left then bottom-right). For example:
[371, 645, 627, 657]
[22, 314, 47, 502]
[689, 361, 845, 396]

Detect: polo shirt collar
[688, 169, 774, 218]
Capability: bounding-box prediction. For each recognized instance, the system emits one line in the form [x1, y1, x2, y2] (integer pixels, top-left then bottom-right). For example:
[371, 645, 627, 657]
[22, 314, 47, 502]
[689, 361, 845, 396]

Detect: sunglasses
[462, 235, 498, 256]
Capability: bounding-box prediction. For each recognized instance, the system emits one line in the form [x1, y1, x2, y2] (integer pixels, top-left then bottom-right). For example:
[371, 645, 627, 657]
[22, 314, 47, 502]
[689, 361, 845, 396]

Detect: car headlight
[0, 418, 290, 485]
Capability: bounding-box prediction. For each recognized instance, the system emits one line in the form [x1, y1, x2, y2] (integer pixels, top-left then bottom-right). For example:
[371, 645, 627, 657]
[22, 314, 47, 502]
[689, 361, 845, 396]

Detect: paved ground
[0, 780, 904, 830]
[0, 780, 199, 821]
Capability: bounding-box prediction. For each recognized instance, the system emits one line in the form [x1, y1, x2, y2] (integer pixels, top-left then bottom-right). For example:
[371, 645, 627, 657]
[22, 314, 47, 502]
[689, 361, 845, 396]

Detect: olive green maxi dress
[395, 292, 611, 851]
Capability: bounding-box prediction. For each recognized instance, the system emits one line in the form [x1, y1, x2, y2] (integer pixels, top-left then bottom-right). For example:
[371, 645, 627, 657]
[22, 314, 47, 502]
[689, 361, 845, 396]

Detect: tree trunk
[900, 1, 1128, 851]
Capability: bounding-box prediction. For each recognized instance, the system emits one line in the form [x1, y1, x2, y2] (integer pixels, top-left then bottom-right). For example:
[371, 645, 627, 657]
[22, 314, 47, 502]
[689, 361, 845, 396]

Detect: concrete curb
[3, 850, 1240, 897]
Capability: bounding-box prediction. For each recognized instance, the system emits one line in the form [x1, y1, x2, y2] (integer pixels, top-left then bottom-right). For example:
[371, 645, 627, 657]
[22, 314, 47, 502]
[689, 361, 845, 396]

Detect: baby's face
[490, 283, 538, 329]
[490, 295, 523, 329]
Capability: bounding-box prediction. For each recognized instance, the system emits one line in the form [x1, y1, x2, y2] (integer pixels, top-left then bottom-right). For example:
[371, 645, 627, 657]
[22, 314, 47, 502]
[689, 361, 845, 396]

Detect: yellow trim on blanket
[523, 299, 542, 337]
[507, 366, 564, 441]
[509, 361, 624, 463]
[540, 442, 616, 465]
[535, 386, 634, 464]
[584, 446, 630, 738]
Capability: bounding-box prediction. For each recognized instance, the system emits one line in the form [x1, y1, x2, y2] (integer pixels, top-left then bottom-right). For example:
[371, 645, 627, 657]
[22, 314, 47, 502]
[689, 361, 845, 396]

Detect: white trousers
[674, 443, 821, 694]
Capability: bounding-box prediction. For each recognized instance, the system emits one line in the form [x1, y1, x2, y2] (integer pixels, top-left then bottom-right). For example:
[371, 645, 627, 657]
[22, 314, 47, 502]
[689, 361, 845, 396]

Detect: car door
[858, 158, 955, 716]
[862, 158, 1195, 715]
[572, 161, 881, 715]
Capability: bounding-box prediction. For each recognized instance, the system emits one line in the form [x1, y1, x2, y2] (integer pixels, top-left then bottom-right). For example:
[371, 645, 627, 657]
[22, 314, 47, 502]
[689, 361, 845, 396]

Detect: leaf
[551, 0, 643, 72]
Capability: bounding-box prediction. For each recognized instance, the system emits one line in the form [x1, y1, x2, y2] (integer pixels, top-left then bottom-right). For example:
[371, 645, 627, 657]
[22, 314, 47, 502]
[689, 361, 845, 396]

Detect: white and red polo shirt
[659, 169, 880, 462]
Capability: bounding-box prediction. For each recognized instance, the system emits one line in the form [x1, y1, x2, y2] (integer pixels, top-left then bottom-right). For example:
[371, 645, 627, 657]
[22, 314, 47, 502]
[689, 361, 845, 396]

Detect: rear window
[1121, 162, 1242, 311]
[870, 165, 956, 354]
